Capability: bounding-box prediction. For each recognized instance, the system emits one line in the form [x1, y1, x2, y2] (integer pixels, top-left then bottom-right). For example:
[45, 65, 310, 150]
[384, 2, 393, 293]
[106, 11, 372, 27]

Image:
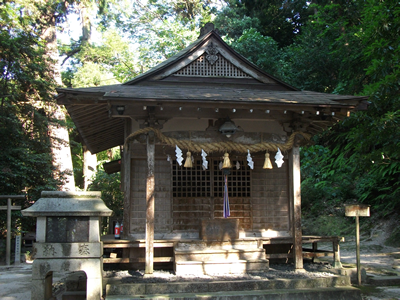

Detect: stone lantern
[22, 191, 113, 300]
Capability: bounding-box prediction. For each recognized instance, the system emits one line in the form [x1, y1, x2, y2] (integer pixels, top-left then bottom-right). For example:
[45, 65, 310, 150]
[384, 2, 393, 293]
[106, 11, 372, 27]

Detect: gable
[126, 31, 294, 90]
[174, 51, 252, 78]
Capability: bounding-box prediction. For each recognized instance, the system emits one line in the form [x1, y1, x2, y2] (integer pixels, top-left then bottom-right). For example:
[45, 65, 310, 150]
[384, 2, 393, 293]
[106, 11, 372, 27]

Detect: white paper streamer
[275, 148, 284, 168]
[236, 161, 240, 170]
[175, 145, 183, 166]
[247, 150, 254, 170]
[201, 149, 208, 170]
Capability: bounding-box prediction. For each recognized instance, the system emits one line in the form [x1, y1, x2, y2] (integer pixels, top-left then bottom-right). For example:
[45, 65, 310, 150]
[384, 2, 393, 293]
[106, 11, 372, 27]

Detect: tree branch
[61, 47, 81, 66]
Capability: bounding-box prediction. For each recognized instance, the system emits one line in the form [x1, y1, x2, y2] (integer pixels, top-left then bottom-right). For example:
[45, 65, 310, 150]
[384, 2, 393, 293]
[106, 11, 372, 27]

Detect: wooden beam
[0, 206, 22, 210]
[290, 144, 304, 271]
[145, 131, 155, 274]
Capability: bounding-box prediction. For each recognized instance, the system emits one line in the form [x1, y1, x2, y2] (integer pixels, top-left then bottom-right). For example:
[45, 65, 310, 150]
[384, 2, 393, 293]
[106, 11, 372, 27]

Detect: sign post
[0, 195, 24, 265]
[345, 204, 370, 285]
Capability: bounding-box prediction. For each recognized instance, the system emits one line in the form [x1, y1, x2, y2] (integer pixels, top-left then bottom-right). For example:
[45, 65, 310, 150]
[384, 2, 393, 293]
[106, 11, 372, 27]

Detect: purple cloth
[223, 175, 230, 218]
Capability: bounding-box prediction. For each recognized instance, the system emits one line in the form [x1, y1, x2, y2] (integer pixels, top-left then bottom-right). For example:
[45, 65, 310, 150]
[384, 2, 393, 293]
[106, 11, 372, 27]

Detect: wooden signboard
[345, 204, 370, 217]
[344, 203, 370, 286]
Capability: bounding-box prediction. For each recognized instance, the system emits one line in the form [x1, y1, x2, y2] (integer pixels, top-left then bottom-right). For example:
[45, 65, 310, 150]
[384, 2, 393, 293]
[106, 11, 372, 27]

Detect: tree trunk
[42, 14, 75, 191]
[83, 145, 97, 191]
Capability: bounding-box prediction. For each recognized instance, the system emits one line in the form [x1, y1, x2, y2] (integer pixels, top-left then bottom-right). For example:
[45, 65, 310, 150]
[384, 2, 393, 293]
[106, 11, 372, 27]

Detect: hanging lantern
[263, 152, 273, 169]
[222, 152, 232, 169]
[275, 148, 284, 168]
[184, 151, 193, 168]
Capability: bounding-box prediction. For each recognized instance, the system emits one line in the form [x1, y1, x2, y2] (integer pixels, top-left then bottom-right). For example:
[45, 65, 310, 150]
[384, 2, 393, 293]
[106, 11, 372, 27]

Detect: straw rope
[124, 127, 311, 154]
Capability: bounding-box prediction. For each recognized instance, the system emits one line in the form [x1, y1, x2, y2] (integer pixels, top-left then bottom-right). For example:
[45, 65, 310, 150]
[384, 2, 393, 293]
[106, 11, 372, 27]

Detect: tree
[0, 2, 64, 233]
[229, 28, 283, 78]
[229, 0, 316, 48]
[96, 0, 219, 68]
[298, 0, 400, 216]
[213, 2, 261, 40]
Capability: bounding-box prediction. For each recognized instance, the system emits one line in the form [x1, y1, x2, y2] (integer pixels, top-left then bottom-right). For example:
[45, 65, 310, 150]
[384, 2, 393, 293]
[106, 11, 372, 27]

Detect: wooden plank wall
[130, 159, 172, 234]
[252, 158, 290, 231]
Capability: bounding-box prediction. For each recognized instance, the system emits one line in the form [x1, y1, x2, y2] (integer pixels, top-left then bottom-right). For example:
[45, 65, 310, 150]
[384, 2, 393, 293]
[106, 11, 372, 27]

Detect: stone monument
[22, 191, 113, 300]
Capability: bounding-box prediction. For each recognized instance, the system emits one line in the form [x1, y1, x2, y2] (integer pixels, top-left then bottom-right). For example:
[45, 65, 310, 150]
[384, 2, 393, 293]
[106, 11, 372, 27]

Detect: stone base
[31, 258, 103, 300]
[175, 259, 269, 275]
[175, 248, 266, 262]
[174, 238, 268, 276]
[105, 275, 359, 300]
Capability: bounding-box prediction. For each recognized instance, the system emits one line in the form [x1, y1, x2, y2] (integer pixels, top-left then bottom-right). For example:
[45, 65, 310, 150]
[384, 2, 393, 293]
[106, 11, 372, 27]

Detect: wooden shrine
[57, 24, 367, 274]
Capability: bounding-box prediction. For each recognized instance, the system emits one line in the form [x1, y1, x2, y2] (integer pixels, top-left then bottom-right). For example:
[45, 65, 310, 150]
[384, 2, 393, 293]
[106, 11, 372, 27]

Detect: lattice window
[172, 160, 211, 198]
[212, 160, 251, 198]
[174, 54, 251, 78]
[172, 159, 251, 198]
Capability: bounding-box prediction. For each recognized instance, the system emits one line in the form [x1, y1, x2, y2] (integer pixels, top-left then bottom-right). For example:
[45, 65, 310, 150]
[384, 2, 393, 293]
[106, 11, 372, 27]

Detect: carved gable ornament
[205, 43, 219, 65]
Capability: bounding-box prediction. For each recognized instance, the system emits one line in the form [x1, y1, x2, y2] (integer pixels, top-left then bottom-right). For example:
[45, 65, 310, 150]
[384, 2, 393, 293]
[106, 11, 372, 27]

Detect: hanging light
[219, 118, 238, 138]
[116, 105, 125, 115]
[263, 152, 273, 169]
[184, 151, 193, 168]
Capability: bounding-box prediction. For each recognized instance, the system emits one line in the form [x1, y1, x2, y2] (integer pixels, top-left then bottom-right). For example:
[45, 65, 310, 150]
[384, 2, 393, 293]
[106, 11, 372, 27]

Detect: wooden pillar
[6, 197, 11, 266]
[289, 145, 304, 271]
[145, 131, 155, 274]
[122, 118, 132, 238]
[1, 195, 23, 265]
[333, 239, 342, 268]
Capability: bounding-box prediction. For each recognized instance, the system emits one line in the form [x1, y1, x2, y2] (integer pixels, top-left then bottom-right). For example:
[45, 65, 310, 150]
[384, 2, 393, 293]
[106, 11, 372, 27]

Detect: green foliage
[302, 215, 354, 236]
[281, 0, 367, 93]
[214, 3, 261, 40]
[88, 148, 122, 220]
[89, 170, 123, 219]
[97, 0, 219, 67]
[229, 28, 283, 78]
[230, 0, 315, 48]
[301, 145, 357, 216]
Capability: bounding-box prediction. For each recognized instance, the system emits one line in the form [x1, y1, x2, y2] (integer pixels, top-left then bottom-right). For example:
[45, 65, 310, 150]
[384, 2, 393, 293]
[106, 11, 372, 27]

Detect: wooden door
[172, 158, 252, 231]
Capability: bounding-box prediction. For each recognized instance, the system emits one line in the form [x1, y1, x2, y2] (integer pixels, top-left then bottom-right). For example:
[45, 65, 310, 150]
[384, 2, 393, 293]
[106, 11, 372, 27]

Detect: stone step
[367, 275, 400, 286]
[105, 286, 361, 300]
[174, 248, 266, 262]
[61, 291, 86, 300]
[106, 275, 351, 296]
[174, 259, 269, 275]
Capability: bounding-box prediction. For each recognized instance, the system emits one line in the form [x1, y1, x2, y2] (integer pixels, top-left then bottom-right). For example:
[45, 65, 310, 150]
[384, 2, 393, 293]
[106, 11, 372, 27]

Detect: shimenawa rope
[124, 127, 310, 154]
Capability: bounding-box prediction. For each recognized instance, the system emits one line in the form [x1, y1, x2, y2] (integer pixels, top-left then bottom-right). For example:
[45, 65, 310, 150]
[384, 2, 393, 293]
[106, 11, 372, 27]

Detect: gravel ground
[104, 262, 336, 284]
